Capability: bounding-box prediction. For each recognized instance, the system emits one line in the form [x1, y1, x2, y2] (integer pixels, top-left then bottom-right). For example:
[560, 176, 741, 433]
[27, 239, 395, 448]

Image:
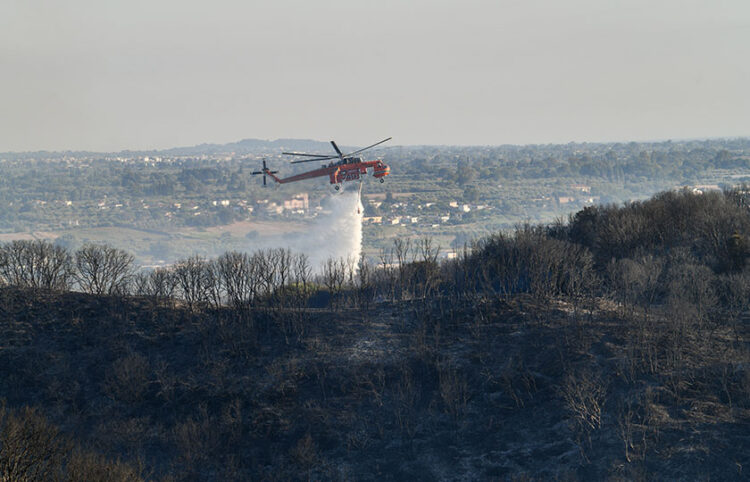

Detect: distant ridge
[156, 138, 337, 156]
[3, 136, 750, 161]
[0, 138, 343, 160]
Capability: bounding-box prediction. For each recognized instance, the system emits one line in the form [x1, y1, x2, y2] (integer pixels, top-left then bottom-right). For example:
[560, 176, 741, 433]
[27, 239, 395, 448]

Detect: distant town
[1, 138, 748, 265]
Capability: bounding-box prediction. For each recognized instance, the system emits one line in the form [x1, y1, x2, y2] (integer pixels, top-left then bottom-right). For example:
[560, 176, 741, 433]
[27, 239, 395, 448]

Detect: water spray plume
[303, 191, 363, 270]
[241, 191, 364, 272]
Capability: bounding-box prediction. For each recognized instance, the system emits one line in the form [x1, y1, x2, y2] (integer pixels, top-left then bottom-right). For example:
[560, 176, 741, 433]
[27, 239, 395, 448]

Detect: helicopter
[252, 137, 391, 190]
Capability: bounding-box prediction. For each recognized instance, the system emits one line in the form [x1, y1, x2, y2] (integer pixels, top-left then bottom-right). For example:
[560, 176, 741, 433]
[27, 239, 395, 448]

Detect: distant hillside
[0, 138, 342, 160]
[154, 138, 340, 156]
[4, 136, 750, 160]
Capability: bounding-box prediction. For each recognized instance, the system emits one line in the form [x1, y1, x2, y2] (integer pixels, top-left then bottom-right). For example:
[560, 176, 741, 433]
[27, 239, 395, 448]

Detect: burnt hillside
[2, 188, 750, 480]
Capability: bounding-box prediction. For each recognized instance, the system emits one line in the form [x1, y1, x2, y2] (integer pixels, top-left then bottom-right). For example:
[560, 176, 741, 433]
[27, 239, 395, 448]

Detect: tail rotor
[251, 159, 279, 186]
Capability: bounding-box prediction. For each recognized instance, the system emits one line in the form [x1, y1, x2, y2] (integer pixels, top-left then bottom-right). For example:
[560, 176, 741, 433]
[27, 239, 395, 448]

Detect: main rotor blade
[330, 141, 344, 158]
[345, 137, 392, 157]
[282, 152, 334, 158]
[290, 157, 336, 164]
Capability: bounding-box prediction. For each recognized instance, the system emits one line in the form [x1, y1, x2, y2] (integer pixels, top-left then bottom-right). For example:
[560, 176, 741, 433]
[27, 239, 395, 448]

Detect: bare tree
[0, 240, 73, 290]
[356, 254, 374, 311]
[275, 248, 293, 308]
[217, 251, 252, 310]
[204, 259, 223, 309]
[720, 272, 750, 341]
[130, 271, 149, 296]
[415, 237, 441, 299]
[66, 448, 143, 481]
[561, 242, 596, 318]
[378, 247, 396, 301]
[143, 267, 178, 305]
[322, 257, 346, 311]
[559, 367, 608, 458]
[0, 403, 68, 481]
[174, 255, 211, 311]
[393, 238, 412, 300]
[74, 243, 135, 295]
[246, 252, 264, 306]
[293, 253, 312, 311]
[256, 249, 278, 304]
[667, 262, 717, 330]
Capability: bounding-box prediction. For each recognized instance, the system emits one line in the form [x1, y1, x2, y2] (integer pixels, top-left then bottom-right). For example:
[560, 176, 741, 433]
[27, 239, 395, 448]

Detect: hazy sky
[1, 0, 749, 151]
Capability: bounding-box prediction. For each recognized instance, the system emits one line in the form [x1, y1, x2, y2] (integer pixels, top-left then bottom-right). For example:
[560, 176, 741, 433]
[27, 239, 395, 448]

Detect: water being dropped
[248, 190, 364, 272]
[301, 191, 363, 270]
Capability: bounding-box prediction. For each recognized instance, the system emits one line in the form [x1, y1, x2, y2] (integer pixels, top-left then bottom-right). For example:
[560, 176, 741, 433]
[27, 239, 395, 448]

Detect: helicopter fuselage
[255, 137, 392, 188]
[264, 158, 390, 186]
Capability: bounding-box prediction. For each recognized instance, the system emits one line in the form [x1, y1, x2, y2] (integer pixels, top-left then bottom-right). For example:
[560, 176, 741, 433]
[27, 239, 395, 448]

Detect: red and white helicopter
[252, 137, 391, 191]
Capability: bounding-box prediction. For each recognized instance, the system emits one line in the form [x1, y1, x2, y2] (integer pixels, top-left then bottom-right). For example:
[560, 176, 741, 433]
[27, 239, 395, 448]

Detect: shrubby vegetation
[0, 403, 141, 481]
[1, 187, 750, 479]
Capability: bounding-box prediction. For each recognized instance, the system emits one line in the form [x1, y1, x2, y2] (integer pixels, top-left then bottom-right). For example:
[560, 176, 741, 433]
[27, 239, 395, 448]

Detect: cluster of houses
[363, 216, 420, 226]
[49, 182, 677, 230]
[556, 184, 599, 205]
[258, 193, 310, 215]
[679, 184, 721, 195]
[362, 198, 491, 227]
[49, 193, 314, 222]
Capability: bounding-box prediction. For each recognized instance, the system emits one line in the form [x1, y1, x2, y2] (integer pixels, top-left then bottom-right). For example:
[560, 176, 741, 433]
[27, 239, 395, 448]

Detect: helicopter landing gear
[379, 178, 385, 183]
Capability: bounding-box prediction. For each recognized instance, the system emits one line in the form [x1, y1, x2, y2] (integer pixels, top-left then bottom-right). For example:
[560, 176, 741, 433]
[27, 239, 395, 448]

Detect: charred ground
[2, 188, 750, 480]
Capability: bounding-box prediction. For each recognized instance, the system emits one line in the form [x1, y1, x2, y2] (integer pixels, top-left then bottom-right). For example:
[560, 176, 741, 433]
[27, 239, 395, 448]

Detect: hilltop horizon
[3, 134, 750, 159]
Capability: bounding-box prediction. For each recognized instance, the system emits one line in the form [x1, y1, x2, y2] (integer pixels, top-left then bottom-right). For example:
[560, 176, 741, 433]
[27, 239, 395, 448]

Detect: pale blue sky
[1, 0, 749, 151]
